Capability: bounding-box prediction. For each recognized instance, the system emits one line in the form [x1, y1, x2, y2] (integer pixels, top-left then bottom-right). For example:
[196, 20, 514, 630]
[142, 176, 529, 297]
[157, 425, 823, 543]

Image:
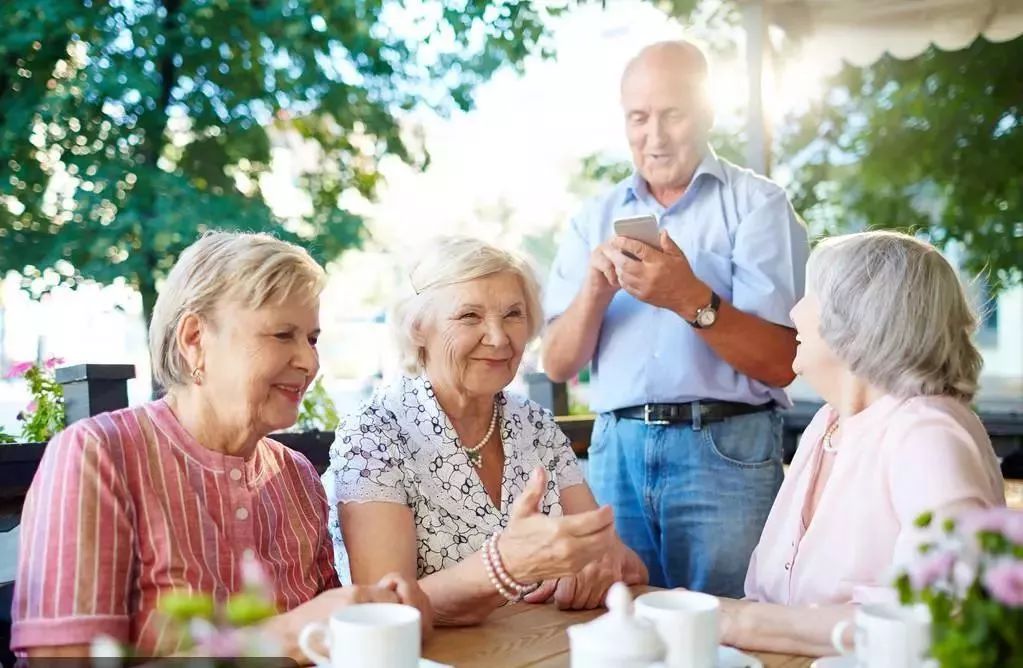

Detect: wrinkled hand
[586, 242, 621, 301]
[713, 595, 746, 647]
[377, 572, 435, 638]
[607, 231, 709, 315]
[551, 542, 649, 610]
[499, 467, 617, 585]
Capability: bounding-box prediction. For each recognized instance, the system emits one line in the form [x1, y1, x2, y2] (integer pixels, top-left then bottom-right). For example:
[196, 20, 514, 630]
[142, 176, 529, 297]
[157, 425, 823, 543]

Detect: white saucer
[810, 657, 856, 668]
[718, 645, 764, 668]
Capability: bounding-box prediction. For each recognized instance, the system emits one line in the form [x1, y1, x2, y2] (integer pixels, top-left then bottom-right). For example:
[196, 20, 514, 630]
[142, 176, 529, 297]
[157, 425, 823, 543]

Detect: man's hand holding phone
[606, 215, 710, 317]
[587, 242, 620, 301]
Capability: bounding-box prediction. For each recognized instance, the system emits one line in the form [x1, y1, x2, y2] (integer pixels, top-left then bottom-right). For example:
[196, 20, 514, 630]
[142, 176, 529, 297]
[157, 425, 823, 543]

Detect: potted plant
[895, 507, 1023, 667]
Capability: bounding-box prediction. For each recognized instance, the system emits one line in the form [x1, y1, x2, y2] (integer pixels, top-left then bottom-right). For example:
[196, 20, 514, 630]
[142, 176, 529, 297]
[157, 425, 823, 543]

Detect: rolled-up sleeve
[12, 425, 133, 652]
[730, 189, 809, 328]
[543, 210, 594, 322]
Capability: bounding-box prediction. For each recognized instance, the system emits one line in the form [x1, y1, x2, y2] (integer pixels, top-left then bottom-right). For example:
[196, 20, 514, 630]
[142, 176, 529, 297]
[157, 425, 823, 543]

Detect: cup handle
[298, 621, 331, 667]
[831, 620, 854, 655]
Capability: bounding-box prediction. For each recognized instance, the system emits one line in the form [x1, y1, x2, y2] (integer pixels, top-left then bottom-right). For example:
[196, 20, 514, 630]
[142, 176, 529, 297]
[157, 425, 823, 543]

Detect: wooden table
[423, 591, 814, 668]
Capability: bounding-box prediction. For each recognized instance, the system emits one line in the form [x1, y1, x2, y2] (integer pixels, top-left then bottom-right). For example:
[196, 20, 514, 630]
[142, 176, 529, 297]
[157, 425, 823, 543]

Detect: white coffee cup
[634, 590, 720, 668]
[831, 603, 931, 668]
[299, 602, 421, 668]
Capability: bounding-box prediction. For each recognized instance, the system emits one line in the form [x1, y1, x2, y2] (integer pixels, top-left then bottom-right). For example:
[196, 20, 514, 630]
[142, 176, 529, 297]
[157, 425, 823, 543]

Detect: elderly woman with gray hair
[712, 231, 1005, 657]
[324, 236, 647, 626]
[12, 232, 425, 659]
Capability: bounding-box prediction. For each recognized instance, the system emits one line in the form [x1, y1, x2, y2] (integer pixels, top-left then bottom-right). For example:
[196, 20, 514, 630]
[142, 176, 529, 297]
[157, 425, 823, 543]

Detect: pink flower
[4, 361, 34, 379]
[43, 357, 65, 370]
[983, 559, 1023, 607]
[240, 549, 272, 595]
[25, 400, 37, 414]
[909, 550, 956, 591]
[960, 507, 1023, 545]
[1003, 511, 1023, 545]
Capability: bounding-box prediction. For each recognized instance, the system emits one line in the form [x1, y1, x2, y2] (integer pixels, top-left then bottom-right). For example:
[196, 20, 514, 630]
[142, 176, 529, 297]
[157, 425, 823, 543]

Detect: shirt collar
[623, 146, 725, 205]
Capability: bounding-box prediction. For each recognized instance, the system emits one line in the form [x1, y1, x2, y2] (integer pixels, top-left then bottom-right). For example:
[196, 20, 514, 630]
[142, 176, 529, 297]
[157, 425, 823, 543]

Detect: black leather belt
[613, 401, 774, 425]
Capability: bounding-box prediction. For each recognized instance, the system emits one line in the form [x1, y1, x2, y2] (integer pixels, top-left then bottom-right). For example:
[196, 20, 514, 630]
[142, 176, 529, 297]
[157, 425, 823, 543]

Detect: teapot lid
[567, 583, 665, 660]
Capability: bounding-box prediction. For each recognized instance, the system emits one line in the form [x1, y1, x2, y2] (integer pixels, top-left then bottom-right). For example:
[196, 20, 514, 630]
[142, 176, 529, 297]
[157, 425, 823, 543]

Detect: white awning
[764, 0, 1023, 72]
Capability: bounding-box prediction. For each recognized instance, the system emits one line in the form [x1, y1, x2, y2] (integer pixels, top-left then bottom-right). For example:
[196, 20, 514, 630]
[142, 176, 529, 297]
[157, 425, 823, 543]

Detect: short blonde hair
[149, 231, 326, 388]
[808, 230, 982, 401]
[393, 236, 543, 375]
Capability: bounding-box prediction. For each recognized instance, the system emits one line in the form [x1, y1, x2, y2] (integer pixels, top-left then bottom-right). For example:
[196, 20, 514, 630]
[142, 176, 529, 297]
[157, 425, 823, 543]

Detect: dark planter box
[270, 430, 335, 473]
[0, 442, 46, 503]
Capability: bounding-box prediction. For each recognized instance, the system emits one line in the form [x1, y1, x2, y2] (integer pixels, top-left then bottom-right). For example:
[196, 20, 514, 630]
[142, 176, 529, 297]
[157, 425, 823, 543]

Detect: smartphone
[613, 214, 660, 259]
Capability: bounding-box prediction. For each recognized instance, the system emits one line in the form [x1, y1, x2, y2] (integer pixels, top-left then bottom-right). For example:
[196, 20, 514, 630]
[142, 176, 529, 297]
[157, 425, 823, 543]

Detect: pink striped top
[12, 399, 340, 655]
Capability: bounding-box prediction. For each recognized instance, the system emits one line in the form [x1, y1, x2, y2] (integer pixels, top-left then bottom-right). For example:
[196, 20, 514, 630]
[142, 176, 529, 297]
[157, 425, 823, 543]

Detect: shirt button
[236, 507, 249, 521]
[230, 469, 243, 481]
[784, 562, 791, 570]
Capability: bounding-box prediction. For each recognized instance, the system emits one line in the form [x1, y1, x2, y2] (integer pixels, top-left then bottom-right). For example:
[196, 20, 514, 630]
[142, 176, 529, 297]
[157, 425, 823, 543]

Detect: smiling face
[621, 44, 711, 194]
[417, 271, 531, 399]
[199, 296, 321, 436]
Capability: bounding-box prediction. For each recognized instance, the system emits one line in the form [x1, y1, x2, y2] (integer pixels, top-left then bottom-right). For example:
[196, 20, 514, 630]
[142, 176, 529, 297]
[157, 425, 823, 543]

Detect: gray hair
[149, 231, 326, 388]
[808, 230, 982, 401]
[393, 236, 543, 375]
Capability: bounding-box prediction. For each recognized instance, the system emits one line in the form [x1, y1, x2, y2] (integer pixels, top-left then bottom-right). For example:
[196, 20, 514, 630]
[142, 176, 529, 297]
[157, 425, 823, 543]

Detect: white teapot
[567, 582, 666, 668]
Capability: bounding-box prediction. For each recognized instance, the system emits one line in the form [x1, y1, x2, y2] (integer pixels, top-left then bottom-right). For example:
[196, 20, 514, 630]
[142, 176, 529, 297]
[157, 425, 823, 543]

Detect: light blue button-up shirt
[544, 150, 809, 413]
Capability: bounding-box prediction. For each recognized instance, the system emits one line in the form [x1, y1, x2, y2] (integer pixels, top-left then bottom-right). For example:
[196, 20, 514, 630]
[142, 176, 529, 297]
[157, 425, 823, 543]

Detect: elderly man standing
[543, 41, 809, 597]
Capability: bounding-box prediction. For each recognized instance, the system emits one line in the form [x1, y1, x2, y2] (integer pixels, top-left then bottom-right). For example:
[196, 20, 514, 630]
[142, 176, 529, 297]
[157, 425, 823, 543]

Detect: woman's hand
[551, 541, 649, 610]
[498, 467, 617, 585]
[716, 595, 749, 647]
[269, 575, 433, 661]
[377, 572, 436, 638]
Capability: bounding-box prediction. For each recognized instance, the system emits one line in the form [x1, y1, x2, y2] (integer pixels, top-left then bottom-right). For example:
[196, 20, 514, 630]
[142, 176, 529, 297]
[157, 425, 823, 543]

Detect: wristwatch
[689, 291, 720, 329]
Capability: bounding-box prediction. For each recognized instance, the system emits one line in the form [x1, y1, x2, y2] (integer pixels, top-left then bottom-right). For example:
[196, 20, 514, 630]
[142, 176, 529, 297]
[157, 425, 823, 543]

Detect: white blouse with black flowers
[322, 374, 585, 579]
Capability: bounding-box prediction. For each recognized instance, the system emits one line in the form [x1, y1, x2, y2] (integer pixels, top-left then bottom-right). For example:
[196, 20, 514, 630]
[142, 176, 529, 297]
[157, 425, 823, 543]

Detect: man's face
[622, 62, 711, 192]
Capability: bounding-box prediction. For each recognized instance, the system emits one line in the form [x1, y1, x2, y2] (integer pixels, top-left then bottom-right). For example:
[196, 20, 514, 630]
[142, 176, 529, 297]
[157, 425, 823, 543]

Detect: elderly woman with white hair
[712, 230, 1005, 657]
[12, 232, 425, 659]
[324, 236, 647, 625]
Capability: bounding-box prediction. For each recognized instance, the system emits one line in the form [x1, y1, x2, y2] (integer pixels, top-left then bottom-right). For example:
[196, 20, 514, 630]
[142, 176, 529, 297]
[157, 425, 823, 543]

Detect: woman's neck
[426, 374, 496, 431]
[827, 372, 888, 420]
[164, 389, 262, 458]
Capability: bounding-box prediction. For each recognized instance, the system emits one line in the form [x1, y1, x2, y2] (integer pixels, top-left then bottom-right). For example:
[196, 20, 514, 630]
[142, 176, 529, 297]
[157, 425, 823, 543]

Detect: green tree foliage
[781, 36, 1023, 290]
[0, 0, 566, 321]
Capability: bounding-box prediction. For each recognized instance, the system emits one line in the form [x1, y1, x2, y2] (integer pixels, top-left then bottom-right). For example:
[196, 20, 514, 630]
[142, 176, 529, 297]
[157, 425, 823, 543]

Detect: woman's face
[420, 272, 531, 399]
[200, 296, 320, 436]
[789, 291, 844, 391]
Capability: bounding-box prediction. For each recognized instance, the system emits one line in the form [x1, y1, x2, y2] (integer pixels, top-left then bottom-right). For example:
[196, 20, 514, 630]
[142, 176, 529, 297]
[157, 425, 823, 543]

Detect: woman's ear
[176, 312, 206, 374]
[409, 318, 428, 347]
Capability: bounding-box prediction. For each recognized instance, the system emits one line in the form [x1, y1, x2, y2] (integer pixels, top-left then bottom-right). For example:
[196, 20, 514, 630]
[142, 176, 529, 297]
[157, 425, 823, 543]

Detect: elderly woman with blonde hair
[324, 236, 647, 625]
[712, 230, 1005, 657]
[12, 232, 425, 659]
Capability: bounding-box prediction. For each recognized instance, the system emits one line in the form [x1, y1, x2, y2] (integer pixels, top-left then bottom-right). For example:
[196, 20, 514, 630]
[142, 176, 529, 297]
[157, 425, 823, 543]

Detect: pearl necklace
[822, 421, 840, 453]
[462, 401, 498, 468]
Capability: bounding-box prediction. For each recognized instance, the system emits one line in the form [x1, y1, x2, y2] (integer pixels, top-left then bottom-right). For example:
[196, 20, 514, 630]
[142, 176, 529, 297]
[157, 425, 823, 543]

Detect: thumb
[510, 466, 548, 520]
[659, 229, 683, 256]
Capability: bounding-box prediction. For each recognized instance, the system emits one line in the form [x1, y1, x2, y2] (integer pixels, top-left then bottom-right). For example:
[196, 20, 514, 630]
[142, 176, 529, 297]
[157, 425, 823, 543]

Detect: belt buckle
[644, 404, 671, 426]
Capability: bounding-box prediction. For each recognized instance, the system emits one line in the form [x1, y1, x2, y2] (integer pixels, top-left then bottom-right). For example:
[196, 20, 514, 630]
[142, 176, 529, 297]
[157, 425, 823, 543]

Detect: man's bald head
[621, 40, 709, 95]
[620, 41, 714, 199]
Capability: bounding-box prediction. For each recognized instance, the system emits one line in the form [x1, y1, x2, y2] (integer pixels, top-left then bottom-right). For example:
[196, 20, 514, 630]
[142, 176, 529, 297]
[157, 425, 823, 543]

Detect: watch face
[697, 309, 717, 327]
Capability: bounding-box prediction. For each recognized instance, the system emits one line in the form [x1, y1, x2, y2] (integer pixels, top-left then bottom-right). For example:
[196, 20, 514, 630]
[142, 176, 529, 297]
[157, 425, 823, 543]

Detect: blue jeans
[587, 408, 784, 597]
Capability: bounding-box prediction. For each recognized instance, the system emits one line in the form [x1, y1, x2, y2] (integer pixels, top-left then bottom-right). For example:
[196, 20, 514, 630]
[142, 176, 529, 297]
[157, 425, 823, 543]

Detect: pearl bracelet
[482, 539, 522, 602]
[484, 532, 540, 602]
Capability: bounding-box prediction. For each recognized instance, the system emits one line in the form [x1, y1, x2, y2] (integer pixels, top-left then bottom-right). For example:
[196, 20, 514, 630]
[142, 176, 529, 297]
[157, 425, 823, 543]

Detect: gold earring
[191, 367, 203, 385]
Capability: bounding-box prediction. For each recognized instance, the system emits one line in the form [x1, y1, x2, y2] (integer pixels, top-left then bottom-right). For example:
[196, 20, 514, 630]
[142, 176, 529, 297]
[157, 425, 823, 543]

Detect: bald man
[542, 41, 809, 597]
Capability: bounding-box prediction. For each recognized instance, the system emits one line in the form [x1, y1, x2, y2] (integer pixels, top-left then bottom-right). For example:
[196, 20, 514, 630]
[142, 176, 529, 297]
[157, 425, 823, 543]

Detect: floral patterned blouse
[322, 374, 585, 579]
